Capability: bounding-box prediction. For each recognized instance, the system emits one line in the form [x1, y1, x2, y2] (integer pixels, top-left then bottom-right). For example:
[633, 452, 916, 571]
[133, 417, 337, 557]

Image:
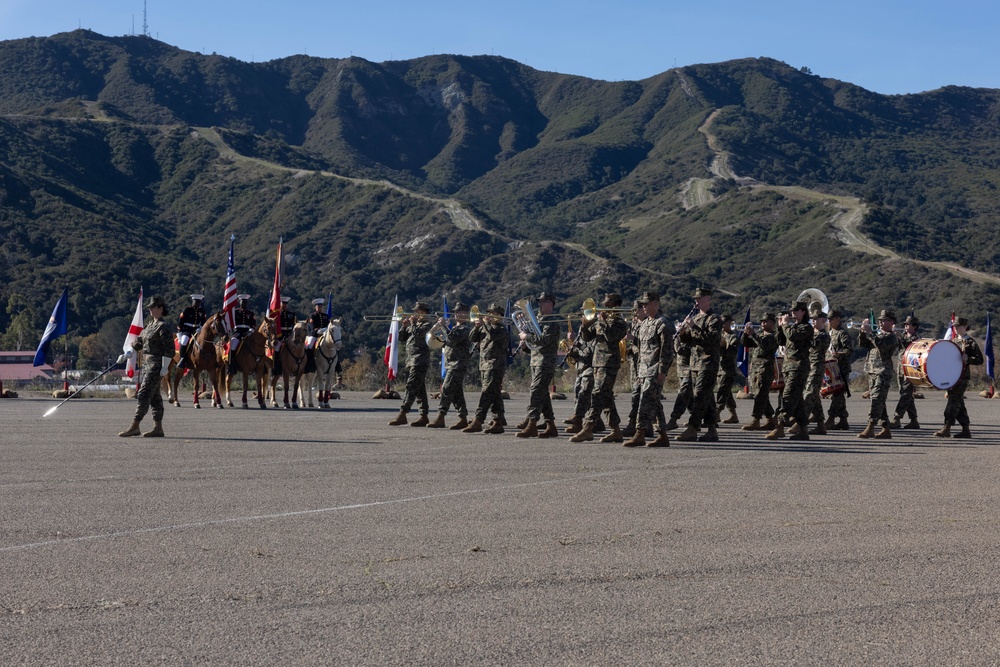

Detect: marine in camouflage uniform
[624, 291, 674, 448]
[668, 334, 693, 429]
[891, 315, 921, 429]
[936, 317, 984, 439]
[802, 308, 831, 435]
[741, 312, 778, 431]
[714, 314, 740, 425]
[622, 302, 647, 437]
[428, 303, 472, 430]
[465, 303, 510, 434]
[564, 336, 595, 434]
[677, 288, 723, 443]
[766, 301, 813, 441]
[516, 292, 561, 438]
[119, 296, 175, 438]
[825, 311, 854, 430]
[857, 310, 899, 439]
[388, 302, 434, 426]
[573, 293, 629, 443]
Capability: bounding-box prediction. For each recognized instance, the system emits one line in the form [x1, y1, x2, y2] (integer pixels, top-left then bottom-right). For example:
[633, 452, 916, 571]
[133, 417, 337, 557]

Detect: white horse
[312, 321, 342, 409]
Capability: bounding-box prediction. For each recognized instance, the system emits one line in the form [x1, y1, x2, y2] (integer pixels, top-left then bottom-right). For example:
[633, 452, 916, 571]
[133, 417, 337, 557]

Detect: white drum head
[925, 340, 964, 389]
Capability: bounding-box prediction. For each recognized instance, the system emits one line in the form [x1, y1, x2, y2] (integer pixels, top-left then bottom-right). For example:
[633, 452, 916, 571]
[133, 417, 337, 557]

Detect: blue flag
[986, 312, 995, 381]
[33, 288, 68, 367]
[326, 293, 333, 320]
[735, 305, 752, 378]
[440, 296, 449, 379]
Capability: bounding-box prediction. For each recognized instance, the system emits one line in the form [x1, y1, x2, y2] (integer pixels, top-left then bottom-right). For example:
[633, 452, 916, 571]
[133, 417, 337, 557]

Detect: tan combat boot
[538, 420, 559, 438]
[903, 420, 920, 430]
[697, 425, 719, 442]
[810, 420, 827, 436]
[675, 425, 699, 442]
[934, 424, 952, 438]
[647, 431, 671, 447]
[450, 416, 469, 430]
[834, 418, 849, 431]
[890, 416, 902, 429]
[142, 421, 164, 438]
[462, 418, 484, 433]
[857, 421, 876, 439]
[824, 414, 836, 430]
[516, 419, 539, 438]
[564, 417, 583, 434]
[762, 416, 778, 431]
[722, 408, 739, 424]
[600, 425, 624, 443]
[788, 422, 801, 435]
[411, 414, 430, 427]
[742, 418, 761, 431]
[623, 430, 646, 447]
[388, 411, 407, 426]
[515, 417, 530, 430]
[874, 423, 892, 439]
[483, 420, 504, 434]
[569, 422, 595, 442]
[426, 413, 447, 428]
[953, 423, 972, 439]
[118, 420, 141, 437]
[621, 420, 637, 437]
[764, 424, 784, 440]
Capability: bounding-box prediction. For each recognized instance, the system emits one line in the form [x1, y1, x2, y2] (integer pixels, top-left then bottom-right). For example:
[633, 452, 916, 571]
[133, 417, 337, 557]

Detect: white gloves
[116, 349, 135, 365]
[160, 356, 171, 377]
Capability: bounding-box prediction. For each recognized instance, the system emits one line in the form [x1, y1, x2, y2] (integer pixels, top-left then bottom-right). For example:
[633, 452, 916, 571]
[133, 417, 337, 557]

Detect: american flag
[222, 235, 237, 332]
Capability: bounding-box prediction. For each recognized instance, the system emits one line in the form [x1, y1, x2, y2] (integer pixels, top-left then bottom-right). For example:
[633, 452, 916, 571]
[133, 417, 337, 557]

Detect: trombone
[362, 306, 438, 322]
[574, 297, 633, 323]
[469, 304, 514, 324]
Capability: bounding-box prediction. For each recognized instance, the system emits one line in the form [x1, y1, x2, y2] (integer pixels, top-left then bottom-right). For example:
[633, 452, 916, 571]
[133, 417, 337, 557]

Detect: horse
[312, 320, 342, 409]
[268, 322, 309, 409]
[170, 312, 226, 409]
[224, 320, 272, 409]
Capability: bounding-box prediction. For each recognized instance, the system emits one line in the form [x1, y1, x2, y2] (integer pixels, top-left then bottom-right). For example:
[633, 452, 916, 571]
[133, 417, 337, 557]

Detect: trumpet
[363, 307, 437, 322]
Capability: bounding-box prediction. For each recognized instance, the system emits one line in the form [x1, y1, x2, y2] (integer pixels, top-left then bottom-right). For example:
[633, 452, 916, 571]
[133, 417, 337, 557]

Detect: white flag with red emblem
[122, 288, 144, 378]
[383, 295, 400, 381]
[944, 311, 956, 341]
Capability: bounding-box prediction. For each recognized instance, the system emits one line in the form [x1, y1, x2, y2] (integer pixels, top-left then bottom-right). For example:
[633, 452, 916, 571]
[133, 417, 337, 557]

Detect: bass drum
[821, 361, 845, 397]
[902, 339, 964, 390]
[770, 357, 785, 390]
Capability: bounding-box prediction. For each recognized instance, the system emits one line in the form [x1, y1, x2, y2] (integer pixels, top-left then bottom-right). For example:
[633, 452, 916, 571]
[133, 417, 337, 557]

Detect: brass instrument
[362, 307, 437, 322]
[560, 316, 578, 364]
[580, 297, 632, 323]
[426, 319, 448, 350]
[511, 298, 543, 350]
[469, 305, 513, 324]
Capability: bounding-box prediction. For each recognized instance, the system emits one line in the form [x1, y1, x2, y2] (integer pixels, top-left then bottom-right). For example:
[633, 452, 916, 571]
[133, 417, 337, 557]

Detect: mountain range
[1, 30, 998, 360]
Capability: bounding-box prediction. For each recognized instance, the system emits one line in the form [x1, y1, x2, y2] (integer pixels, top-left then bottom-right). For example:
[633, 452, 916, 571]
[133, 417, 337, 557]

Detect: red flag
[268, 239, 284, 336]
[383, 295, 400, 381]
[122, 288, 144, 378]
[222, 235, 238, 332]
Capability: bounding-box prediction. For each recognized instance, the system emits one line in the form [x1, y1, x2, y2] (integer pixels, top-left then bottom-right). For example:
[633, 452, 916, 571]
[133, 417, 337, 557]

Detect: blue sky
[2, 0, 997, 95]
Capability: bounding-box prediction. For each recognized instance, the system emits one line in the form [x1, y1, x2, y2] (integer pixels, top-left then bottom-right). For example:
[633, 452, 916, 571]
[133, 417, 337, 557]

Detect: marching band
[117, 287, 991, 443]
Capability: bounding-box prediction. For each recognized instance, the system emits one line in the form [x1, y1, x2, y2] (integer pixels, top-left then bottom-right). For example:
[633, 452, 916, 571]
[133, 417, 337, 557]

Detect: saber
[43, 359, 123, 417]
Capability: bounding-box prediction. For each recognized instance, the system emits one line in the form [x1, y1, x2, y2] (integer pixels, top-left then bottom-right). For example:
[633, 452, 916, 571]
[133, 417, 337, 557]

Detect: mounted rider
[271, 297, 297, 376]
[177, 294, 208, 369]
[305, 297, 330, 374]
[228, 294, 257, 375]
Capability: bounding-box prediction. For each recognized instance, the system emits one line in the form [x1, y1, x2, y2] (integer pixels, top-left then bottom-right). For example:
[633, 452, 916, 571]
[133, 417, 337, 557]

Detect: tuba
[797, 288, 830, 318]
[512, 298, 542, 350]
[426, 320, 448, 350]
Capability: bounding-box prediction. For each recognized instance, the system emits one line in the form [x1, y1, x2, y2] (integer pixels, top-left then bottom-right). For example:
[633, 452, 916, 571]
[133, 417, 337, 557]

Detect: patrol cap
[955, 317, 971, 329]
[877, 309, 896, 322]
[537, 291, 556, 305]
[903, 315, 920, 326]
[761, 312, 776, 322]
[632, 299, 642, 310]
[694, 287, 713, 298]
[829, 309, 843, 320]
[148, 296, 169, 315]
[637, 291, 660, 304]
[412, 301, 431, 312]
[312, 298, 325, 306]
[809, 305, 828, 319]
[487, 303, 504, 316]
[602, 293, 622, 308]
[453, 301, 470, 312]
[721, 313, 733, 323]
[791, 300, 809, 312]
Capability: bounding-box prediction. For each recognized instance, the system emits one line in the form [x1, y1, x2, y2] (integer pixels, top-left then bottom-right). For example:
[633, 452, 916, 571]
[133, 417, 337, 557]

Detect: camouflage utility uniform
[133, 318, 175, 424]
[715, 328, 740, 420]
[744, 328, 778, 421]
[680, 310, 723, 430]
[398, 319, 433, 416]
[776, 320, 813, 431]
[437, 320, 472, 418]
[524, 315, 561, 422]
[893, 331, 920, 424]
[803, 328, 831, 426]
[636, 315, 675, 434]
[827, 326, 853, 421]
[943, 336, 984, 431]
[582, 313, 629, 428]
[670, 335, 693, 424]
[859, 327, 898, 428]
[470, 320, 509, 424]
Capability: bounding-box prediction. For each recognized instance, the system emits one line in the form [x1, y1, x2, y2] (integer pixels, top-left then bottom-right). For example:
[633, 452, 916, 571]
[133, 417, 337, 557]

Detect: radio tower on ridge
[142, 0, 149, 37]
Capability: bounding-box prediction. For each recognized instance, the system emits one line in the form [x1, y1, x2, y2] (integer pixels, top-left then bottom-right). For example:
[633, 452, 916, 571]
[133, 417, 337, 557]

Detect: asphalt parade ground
[3, 391, 1000, 666]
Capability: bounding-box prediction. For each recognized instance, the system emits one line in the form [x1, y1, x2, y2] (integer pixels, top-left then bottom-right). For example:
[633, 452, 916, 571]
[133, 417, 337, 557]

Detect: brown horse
[268, 322, 308, 409]
[170, 312, 226, 409]
[224, 320, 272, 409]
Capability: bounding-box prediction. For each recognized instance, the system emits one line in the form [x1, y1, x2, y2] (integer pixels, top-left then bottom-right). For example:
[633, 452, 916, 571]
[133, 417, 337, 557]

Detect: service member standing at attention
[715, 314, 740, 425]
[388, 301, 434, 427]
[622, 300, 647, 438]
[119, 296, 175, 438]
[676, 288, 723, 443]
[516, 292, 561, 439]
[891, 315, 921, 429]
[465, 303, 510, 434]
[802, 306, 831, 435]
[857, 310, 899, 439]
[742, 313, 779, 431]
[766, 301, 813, 441]
[428, 302, 472, 430]
[667, 329, 693, 431]
[573, 293, 630, 443]
[825, 310, 853, 430]
[624, 291, 674, 448]
[564, 329, 595, 435]
[935, 317, 984, 439]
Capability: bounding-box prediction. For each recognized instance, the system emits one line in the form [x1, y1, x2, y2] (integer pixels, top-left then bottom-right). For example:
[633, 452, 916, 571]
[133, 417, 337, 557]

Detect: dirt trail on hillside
[696, 112, 1000, 286]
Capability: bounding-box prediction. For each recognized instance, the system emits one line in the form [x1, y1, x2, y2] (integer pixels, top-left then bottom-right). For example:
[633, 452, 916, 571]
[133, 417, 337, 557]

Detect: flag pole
[43, 359, 123, 417]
